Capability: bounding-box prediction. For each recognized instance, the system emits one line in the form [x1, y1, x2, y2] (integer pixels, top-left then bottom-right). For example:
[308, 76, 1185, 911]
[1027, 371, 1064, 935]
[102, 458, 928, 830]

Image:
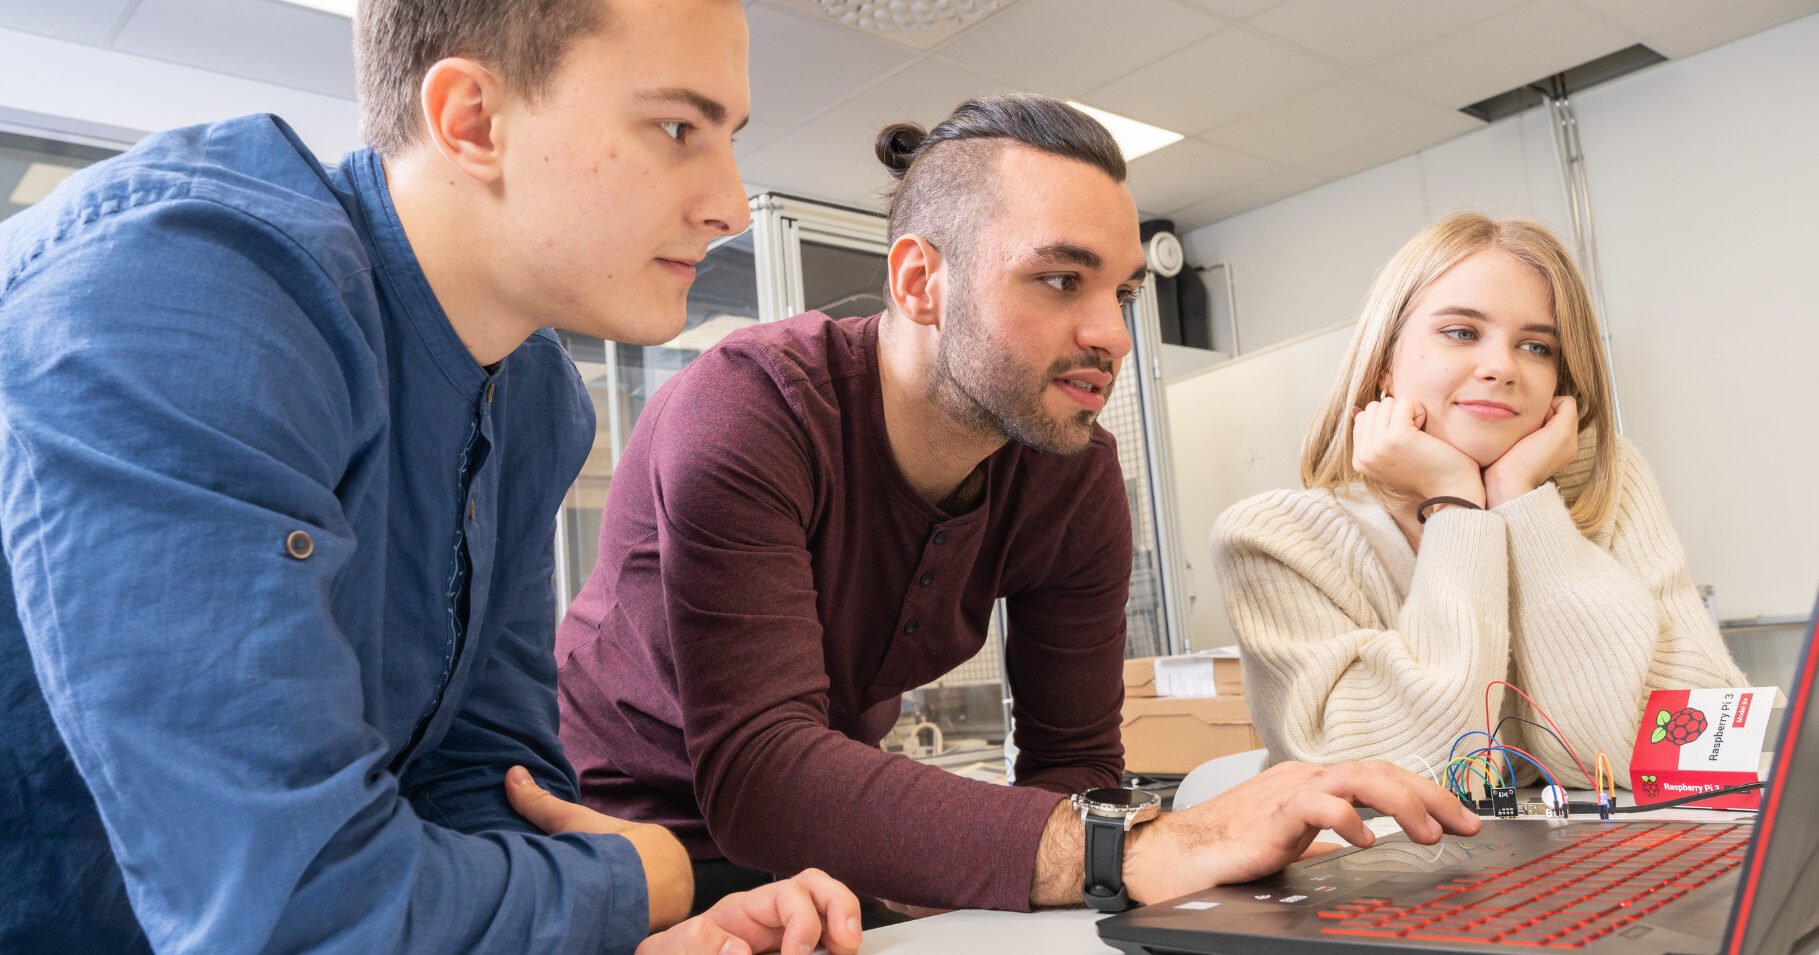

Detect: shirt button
[486, 381, 496, 403]
[903, 619, 920, 636]
[932, 530, 948, 545]
[284, 530, 314, 560]
[919, 572, 933, 587]
[469, 499, 476, 521]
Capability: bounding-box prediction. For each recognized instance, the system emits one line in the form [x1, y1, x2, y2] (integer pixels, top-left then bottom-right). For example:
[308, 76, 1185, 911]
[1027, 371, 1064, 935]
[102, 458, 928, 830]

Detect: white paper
[1152, 646, 1240, 698]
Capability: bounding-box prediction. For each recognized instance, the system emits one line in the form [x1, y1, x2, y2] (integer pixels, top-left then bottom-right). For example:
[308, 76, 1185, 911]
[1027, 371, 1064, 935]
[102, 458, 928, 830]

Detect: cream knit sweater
[1212, 431, 1745, 789]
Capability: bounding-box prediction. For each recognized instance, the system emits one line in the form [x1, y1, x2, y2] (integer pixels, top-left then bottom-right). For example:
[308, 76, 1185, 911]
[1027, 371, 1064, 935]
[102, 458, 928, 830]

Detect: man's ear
[887, 235, 945, 329]
[418, 57, 508, 184]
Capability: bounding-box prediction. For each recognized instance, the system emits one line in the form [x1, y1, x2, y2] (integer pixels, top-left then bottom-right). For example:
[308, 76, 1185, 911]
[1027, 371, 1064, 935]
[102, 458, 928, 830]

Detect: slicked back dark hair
[874, 92, 1126, 283]
[356, 0, 612, 156]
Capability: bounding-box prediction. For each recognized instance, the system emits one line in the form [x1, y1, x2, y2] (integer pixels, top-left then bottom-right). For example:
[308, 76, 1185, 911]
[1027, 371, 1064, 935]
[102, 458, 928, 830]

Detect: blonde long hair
[1300, 213, 1618, 534]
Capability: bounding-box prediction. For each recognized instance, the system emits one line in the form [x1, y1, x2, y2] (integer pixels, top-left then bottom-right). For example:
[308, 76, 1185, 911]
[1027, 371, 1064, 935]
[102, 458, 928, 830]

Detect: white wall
[0, 26, 359, 157]
[1176, 11, 1819, 624]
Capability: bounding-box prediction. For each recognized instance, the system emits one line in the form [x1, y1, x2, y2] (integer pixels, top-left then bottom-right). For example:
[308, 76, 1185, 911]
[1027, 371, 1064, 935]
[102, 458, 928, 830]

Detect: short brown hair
[355, 0, 611, 156]
[874, 92, 1126, 279]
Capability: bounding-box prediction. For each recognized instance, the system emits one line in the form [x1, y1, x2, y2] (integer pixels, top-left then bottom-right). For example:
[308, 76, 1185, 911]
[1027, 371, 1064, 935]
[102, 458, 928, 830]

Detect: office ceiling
[1, 0, 1814, 229]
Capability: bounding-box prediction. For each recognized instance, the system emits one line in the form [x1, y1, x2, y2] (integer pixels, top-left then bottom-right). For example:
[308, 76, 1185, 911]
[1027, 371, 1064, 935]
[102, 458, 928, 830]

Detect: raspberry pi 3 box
[1629, 686, 1777, 809]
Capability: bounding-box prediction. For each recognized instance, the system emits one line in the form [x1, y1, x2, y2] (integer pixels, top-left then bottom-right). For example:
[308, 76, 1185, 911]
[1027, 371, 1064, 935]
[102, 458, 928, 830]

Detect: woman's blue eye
[1521, 341, 1555, 358]
[1442, 327, 1476, 341]
[659, 121, 687, 142]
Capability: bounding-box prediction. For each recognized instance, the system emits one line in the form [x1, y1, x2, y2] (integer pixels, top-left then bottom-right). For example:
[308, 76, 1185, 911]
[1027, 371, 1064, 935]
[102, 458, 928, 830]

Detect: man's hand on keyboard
[1122, 760, 1482, 905]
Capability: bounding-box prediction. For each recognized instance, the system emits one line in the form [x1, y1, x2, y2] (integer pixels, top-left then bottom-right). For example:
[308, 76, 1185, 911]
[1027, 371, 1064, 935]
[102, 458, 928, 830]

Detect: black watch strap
[1081, 814, 1134, 912]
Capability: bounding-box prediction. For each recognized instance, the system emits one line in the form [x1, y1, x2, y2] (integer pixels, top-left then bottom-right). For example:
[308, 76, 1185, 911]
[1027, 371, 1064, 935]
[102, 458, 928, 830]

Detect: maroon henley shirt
[555, 312, 1131, 911]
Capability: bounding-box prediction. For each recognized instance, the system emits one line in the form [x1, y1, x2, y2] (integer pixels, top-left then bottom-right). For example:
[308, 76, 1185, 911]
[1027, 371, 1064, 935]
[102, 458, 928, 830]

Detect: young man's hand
[504, 765, 694, 931]
[1031, 758, 1481, 907]
[1120, 760, 1481, 904]
[637, 869, 864, 955]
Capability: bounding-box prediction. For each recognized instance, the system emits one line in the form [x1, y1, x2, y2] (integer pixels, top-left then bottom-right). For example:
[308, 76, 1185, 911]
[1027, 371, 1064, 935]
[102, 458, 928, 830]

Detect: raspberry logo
[1651, 707, 1707, 746]
[1640, 775, 1660, 798]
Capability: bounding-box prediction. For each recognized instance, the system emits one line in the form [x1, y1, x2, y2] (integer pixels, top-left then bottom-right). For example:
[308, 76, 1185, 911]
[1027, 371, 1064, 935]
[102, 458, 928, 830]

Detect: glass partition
[799, 237, 888, 319]
[1115, 274, 1190, 659]
[0, 129, 118, 223]
[1098, 323, 1169, 660]
[555, 229, 764, 607]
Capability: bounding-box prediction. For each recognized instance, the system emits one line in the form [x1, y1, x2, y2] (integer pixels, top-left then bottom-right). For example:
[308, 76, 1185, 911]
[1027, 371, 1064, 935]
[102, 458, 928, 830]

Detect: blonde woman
[1212, 213, 1743, 788]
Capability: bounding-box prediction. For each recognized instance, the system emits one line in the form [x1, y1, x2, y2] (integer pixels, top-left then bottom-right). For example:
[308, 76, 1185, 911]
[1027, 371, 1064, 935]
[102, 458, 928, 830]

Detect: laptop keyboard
[1315, 822, 1752, 948]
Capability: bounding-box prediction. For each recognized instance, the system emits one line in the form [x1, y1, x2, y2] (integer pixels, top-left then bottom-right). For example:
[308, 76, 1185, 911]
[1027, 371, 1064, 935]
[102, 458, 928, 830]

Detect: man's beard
[933, 281, 1116, 456]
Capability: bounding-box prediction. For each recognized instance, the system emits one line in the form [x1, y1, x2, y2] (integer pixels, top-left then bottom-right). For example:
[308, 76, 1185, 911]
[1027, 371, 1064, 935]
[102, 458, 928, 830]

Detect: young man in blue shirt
[0, 0, 860, 952]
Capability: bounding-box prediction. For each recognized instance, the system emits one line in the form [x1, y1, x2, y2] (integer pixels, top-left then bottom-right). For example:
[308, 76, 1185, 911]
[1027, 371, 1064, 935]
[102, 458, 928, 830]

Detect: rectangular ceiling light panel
[1067, 101, 1184, 162]
[271, 0, 358, 18]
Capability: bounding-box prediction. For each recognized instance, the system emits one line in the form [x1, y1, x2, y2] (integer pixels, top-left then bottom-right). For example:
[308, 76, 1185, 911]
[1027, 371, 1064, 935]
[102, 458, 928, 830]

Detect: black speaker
[1138, 219, 1183, 346]
[1139, 219, 1212, 350]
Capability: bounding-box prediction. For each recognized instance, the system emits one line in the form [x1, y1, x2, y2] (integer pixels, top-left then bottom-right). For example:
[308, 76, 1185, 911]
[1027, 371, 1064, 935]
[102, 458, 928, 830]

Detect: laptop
[1097, 588, 1819, 955]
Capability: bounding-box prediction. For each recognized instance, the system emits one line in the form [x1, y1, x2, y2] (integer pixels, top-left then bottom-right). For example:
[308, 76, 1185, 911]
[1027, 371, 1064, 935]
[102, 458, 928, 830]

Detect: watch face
[1081, 788, 1158, 808]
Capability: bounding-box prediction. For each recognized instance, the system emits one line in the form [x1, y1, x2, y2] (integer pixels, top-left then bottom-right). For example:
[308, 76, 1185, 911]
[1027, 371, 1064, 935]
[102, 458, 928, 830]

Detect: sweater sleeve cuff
[573, 831, 651, 955]
[1493, 482, 1585, 579]
[1409, 504, 1507, 598]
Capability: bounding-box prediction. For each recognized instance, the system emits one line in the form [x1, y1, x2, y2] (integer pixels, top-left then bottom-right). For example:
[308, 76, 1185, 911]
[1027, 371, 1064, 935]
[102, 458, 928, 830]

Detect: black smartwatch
[1070, 787, 1162, 912]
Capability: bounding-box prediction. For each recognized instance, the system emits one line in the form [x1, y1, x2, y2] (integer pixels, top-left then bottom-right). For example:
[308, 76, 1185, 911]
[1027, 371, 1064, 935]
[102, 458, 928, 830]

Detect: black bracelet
[1417, 496, 1483, 524]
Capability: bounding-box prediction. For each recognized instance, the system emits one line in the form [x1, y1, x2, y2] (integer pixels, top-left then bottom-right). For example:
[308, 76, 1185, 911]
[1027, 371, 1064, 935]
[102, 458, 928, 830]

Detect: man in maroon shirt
[557, 92, 1479, 916]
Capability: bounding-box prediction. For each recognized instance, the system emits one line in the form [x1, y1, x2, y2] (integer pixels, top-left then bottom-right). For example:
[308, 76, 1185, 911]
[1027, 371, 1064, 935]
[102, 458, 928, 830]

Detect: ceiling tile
[112, 0, 355, 99]
[746, 5, 913, 128]
[734, 58, 1004, 211]
[1173, 0, 1291, 20]
[1126, 138, 1285, 217]
[1367, 0, 1637, 108]
[1165, 167, 1324, 228]
[1081, 27, 1343, 137]
[1248, 0, 1527, 69]
[0, 0, 132, 45]
[734, 117, 792, 161]
[762, 0, 1028, 52]
[934, 0, 1223, 99]
[1569, 0, 1753, 37]
[1644, 0, 1819, 58]
[1298, 110, 1482, 179]
[1202, 77, 1448, 167]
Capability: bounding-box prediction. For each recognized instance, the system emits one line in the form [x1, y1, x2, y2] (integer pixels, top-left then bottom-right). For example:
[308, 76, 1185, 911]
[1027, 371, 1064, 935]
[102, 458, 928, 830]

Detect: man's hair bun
[875, 122, 927, 179]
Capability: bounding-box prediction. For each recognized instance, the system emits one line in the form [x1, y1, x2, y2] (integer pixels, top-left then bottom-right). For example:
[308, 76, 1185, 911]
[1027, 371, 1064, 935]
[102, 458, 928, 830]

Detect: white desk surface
[859, 908, 1119, 954]
[845, 801, 1755, 954]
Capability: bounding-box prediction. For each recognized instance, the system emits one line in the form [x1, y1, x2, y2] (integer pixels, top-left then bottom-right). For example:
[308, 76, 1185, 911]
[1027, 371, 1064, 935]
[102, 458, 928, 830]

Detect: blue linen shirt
[0, 115, 647, 953]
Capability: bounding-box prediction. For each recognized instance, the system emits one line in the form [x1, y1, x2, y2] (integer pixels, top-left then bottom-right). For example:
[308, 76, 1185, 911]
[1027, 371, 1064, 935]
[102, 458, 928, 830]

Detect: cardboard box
[1122, 654, 1244, 699]
[1120, 694, 1262, 775]
[1122, 657, 1161, 698]
[1630, 686, 1775, 810]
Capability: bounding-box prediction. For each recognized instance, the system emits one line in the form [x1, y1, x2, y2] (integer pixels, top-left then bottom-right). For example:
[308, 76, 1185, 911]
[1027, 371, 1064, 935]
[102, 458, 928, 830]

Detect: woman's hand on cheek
[1482, 395, 1578, 508]
[1351, 396, 1486, 505]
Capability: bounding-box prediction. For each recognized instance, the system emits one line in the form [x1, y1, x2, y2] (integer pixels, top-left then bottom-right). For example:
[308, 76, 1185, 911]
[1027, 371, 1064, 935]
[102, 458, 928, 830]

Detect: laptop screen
[1726, 588, 1819, 955]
